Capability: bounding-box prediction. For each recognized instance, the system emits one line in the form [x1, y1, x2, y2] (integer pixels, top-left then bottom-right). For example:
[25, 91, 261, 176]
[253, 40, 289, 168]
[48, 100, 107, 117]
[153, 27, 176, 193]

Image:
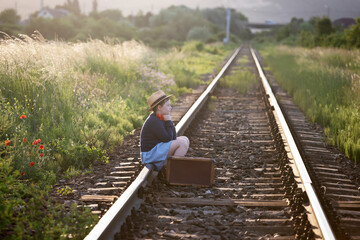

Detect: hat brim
[147, 95, 172, 112]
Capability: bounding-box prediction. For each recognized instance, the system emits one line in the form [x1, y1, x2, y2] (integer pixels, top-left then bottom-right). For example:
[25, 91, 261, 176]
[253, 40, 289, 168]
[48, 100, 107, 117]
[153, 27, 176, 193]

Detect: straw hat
[147, 90, 172, 112]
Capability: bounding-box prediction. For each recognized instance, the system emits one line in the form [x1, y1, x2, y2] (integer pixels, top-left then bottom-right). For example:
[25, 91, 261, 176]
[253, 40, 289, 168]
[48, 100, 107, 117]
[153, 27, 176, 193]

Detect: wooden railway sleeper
[308, 166, 348, 239]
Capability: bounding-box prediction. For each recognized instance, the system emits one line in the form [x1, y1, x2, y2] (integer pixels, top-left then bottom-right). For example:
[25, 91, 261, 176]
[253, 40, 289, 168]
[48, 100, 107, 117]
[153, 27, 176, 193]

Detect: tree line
[0, 2, 251, 47]
[255, 16, 360, 48]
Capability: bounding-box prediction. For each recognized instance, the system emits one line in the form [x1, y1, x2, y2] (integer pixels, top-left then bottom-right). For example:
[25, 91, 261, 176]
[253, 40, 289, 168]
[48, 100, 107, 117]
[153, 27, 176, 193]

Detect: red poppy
[20, 115, 27, 119]
[29, 161, 35, 167]
[39, 144, 44, 150]
[40, 153, 44, 157]
[5, 140, 10, 146]
[23, 138, 27, 142]
[32, 139, 41, 145]
[21, 171, 25, 176]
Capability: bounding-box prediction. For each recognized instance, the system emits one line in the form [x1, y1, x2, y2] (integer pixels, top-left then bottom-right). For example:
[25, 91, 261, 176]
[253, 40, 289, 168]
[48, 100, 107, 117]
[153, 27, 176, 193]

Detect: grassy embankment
[0, 35, 235, 239]
[260, 45, 360, 163]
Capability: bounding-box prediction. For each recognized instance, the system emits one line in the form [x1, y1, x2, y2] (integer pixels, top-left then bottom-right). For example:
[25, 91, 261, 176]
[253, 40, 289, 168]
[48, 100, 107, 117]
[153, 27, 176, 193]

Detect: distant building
[333, 18, 356, 29]
[37, 8, 70, 19]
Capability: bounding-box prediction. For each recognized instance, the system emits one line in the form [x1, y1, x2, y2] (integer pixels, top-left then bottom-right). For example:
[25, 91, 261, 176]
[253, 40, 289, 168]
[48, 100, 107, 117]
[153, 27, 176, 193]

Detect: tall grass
[1, 37, 230, 175]
[0, 34, 232, 238]
[261, 45, 360, 163]
[1, 37, 155, 175]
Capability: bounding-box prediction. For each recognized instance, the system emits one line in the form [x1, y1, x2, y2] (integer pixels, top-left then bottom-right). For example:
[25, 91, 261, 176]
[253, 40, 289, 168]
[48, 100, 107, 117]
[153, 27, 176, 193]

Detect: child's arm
[151, 117, 175, 142]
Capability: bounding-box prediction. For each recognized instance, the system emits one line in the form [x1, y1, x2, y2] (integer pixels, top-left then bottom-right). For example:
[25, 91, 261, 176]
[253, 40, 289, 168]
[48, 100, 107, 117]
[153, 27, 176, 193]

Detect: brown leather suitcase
[166, 156, 215, 187]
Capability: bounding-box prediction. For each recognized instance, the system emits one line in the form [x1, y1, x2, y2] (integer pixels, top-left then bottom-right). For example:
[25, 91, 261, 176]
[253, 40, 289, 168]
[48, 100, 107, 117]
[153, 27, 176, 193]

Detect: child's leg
[167, 136, 189, 157]
[178, 136, 190, 148]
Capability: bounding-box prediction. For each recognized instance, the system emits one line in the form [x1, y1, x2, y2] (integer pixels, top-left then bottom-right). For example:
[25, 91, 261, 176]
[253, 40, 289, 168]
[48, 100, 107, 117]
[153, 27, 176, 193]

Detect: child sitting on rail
[140, 90, 190, 171]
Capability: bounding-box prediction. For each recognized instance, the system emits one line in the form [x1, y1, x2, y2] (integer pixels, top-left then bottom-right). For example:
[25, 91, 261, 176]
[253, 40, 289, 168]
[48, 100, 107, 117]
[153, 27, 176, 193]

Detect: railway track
[55, 45, 360, 239]
[113, 47, 322, 239]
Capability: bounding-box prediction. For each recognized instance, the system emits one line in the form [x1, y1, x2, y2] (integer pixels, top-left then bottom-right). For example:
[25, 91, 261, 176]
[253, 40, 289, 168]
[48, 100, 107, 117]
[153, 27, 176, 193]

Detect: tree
[186, 26, 212, 42]
[133, 10, 151, 28]
[56, 0, 81, 15]
[149, 6, 209, 41]
[97, 9, 123, 22]
[344, 17, 360, 48]
[275, 25, 290, 41]
[289, 17, 304, 36]
[316, 17, 334, 36]
[0, 9, 20, 24]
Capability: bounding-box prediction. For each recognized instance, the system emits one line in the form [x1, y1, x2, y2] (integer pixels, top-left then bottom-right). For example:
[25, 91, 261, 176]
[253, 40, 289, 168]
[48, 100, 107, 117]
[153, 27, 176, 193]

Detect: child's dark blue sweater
[140, 113, 176, 152]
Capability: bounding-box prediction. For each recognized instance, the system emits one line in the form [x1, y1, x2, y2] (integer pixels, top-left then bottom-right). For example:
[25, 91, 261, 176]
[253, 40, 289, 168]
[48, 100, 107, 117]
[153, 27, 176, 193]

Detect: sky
[0, 0, 359, 23]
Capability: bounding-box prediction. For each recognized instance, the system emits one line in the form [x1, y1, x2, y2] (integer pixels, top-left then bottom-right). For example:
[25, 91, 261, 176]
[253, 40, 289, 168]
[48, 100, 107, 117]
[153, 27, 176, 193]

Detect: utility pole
[41, 0, 44, 10]
[324, 4, 330, 18]
[223, 8, 231, 44]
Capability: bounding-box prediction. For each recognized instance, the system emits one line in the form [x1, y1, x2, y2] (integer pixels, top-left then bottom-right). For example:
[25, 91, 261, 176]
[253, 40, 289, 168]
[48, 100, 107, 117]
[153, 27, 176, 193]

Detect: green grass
[158, 41, 237, 88]
[0, 35, 233, 238]
[220, 55, 258, 93]
[261, 45, 360, 163]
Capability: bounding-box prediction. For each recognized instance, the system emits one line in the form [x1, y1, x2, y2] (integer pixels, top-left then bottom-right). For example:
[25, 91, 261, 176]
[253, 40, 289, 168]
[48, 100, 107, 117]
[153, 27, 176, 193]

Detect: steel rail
[84, 47, 241, 240]
[250, 48, 335, 240]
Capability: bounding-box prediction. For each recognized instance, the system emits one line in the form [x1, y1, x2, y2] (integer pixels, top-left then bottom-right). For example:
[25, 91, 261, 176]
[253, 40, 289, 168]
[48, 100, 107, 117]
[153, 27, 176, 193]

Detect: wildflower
[32, 139, 41, 145]
[23, 138, 27, 142]
[39, 144, 44, 150]
[40, 153, 44, 157]
[5, 140, 10, 146]
[21, 171, 25, 176]
[20, 115, 27, 119]
[29, 161, 35, 167]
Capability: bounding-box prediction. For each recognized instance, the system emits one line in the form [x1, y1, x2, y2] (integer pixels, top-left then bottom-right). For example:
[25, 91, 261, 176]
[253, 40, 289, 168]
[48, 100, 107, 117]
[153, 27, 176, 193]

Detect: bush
[345, 17, 360, 48]
[298, 30, 315, 47]
[186, 26, 212, 42]
[0, 156, 97, 239]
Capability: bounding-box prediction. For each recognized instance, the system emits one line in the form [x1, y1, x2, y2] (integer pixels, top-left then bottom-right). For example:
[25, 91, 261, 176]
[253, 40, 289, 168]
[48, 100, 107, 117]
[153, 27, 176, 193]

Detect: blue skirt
[141, 141, 172, 171]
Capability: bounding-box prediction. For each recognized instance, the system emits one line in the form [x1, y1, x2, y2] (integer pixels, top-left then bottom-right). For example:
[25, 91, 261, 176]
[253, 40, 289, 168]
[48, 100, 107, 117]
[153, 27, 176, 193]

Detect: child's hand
[163, 115, 171, 121]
